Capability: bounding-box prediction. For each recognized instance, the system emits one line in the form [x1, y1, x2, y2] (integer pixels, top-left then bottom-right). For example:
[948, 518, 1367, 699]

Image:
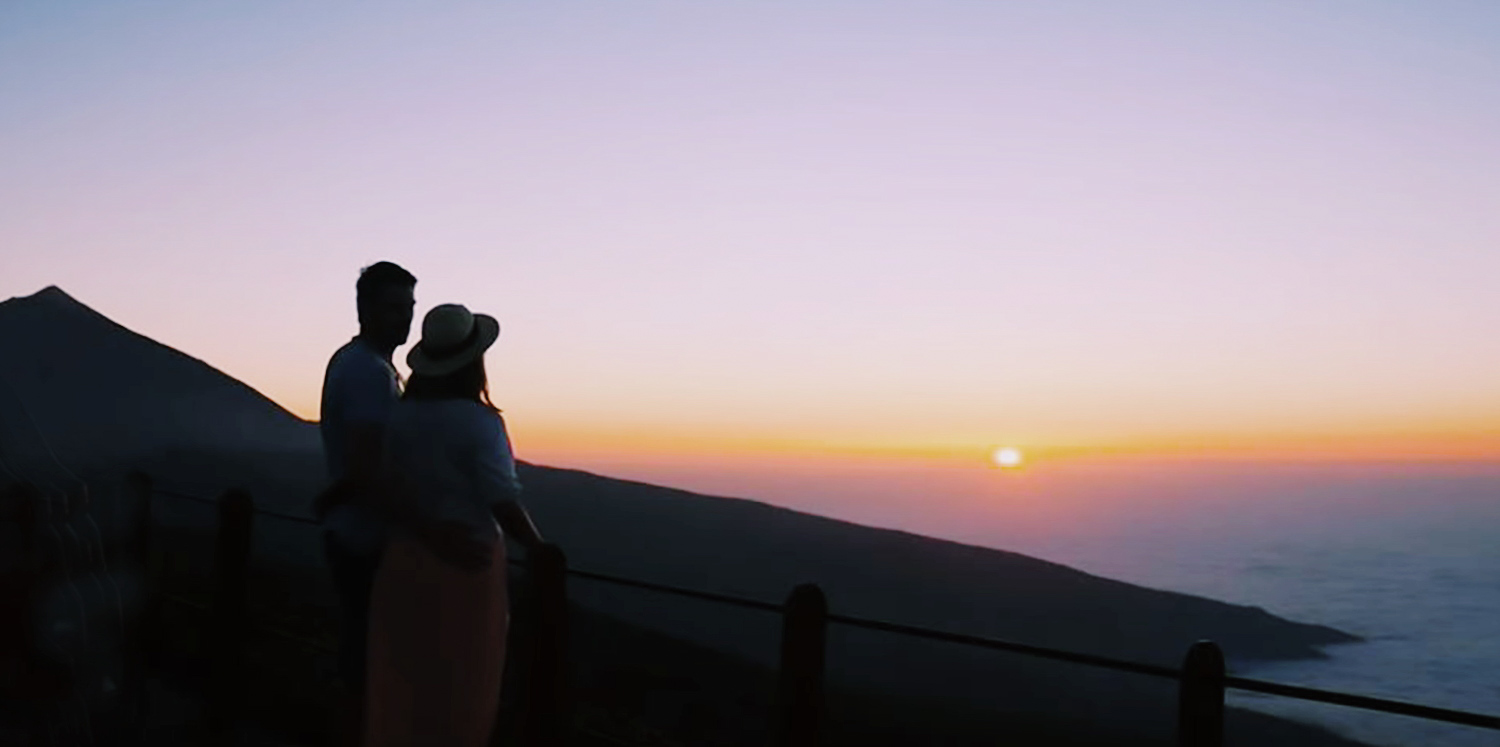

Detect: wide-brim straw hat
[406, 303, 500, 377]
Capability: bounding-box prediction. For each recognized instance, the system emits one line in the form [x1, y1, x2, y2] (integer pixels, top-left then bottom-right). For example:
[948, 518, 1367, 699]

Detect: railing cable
[147, 484, 1500, 732]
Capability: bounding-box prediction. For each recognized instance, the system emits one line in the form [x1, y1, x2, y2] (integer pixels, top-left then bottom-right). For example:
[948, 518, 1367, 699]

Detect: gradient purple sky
[4, 2, 1499, 472]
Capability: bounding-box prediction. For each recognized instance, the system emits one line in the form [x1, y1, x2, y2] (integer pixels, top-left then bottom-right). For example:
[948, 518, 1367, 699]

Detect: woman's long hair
[402, 356, 501, 414]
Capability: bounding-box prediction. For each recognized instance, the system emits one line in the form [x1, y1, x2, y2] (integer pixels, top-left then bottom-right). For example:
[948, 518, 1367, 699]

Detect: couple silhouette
[316, 262, 544, 747]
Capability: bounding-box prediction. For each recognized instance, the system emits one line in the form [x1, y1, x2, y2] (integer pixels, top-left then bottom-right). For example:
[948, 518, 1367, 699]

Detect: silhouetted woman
[363, 303, 543, 747]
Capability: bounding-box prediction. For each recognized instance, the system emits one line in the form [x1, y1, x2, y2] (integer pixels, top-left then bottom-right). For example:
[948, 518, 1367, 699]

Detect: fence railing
[9, 473, 1499, 747]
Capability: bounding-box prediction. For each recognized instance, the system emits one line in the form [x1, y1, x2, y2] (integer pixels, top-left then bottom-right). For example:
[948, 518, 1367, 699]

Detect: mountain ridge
[0, 285, 317, 475]
[2, 285, 311, 423]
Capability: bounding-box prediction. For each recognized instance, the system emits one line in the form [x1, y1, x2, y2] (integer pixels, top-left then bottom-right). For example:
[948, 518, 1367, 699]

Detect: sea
[572, 454, 1500, 747]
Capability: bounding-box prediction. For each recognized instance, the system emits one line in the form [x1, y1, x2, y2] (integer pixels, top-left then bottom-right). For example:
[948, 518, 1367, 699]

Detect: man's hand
[313, 481, 353, 522]
[418, 520, 495, 571]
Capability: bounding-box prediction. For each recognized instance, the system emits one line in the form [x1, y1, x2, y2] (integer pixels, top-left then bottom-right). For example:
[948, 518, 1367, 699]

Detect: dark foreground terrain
[125, 521, 1371, 747]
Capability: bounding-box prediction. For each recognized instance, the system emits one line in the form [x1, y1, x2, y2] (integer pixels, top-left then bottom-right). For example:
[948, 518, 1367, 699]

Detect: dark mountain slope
[0, 286, 316, 475]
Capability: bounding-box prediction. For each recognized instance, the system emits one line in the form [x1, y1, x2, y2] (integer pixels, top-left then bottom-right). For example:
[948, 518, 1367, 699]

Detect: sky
[3, 1, 1499, 480]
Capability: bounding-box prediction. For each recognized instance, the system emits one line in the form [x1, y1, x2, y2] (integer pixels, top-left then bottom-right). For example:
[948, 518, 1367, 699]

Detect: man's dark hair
[356, 261, 417, 319]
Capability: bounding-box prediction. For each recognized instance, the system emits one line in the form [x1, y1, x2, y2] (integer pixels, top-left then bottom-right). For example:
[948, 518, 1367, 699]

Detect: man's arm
[318, 351, 401, 520]
[314, 424, 392, 519]
[343, 425, 384, 490]
[344, 424, 416, 520]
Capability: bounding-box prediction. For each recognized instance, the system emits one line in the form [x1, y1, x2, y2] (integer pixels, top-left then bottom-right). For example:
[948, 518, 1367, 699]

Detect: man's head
[355, 261, 417, 351]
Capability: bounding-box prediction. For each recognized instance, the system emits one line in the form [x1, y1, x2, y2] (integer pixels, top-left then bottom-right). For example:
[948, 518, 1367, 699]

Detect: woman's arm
[477, 412, 544, 549]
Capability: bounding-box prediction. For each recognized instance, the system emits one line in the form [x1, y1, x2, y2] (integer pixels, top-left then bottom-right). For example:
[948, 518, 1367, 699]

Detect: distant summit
[20, 285, 75, 303]
[0, 285, 316, 474]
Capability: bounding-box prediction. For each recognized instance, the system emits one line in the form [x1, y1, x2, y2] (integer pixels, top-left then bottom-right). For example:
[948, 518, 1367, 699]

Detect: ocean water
[999, 466, 1500, 747]
[578, 455, 1500, 747]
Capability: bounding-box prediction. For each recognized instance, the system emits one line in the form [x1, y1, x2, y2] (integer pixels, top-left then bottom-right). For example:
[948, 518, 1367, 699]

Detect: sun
[992, 447, 1024, 469]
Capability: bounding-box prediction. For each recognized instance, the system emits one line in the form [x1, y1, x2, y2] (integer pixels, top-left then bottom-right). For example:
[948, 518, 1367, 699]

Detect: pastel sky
[4, 1, 1499, 471]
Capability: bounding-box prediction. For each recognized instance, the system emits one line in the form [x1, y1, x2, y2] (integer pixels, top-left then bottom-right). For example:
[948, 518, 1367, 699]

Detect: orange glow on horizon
[276, 396, 1500, 467]
[507, 424, 1500, 468]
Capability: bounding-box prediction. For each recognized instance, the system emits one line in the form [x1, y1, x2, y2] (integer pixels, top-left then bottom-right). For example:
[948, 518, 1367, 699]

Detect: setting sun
[992, 447, 1024, 469]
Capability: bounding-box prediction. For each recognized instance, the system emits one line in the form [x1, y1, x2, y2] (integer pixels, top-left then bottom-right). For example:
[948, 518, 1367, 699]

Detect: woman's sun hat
[406, 303, 500, 377]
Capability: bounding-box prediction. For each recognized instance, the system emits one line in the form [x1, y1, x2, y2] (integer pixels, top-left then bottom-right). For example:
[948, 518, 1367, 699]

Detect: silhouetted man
[316, 261, 416, 746]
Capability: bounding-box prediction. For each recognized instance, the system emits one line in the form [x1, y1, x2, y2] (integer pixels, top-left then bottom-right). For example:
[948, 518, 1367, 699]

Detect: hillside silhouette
[0, 286, 315, 475]
[0, 286, 1370, 745]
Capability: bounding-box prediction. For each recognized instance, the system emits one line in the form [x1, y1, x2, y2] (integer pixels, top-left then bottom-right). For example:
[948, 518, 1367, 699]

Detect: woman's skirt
[364, 530, 508, 747]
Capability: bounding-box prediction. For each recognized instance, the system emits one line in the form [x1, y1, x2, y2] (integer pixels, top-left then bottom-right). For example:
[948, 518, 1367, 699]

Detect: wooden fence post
[3, 484, 75, 744]
[2, 485, 41, 682]
[775, 583, 828, 747]
[125, 471, 157, 732]
[1178, 639, 1226, 747]
[0, 483, 41, 651]
[206, 489, 254, 741]
[515, 542, 570, 747]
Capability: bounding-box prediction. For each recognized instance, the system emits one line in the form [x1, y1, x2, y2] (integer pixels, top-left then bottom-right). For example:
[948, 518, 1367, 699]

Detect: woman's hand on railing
[493, 500, 544, 551]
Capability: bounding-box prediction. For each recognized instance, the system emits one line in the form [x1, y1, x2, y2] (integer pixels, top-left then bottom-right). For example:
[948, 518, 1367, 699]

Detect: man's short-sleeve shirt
[319, 337, 399, 555]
